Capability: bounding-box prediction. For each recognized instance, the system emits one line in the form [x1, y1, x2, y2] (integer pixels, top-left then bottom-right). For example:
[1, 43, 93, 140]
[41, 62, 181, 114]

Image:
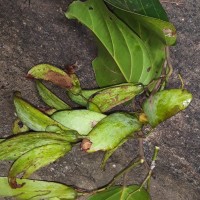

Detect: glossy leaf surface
[82, 112, 142, 152]
[0, 132, 70, 160]
[36, 80, 71, 110]
[143, 89, 192, 127]
[66, 0, 153, 86]
[52, 110, 106, 135]
[27, 64, 73, 88]
[8, 144, 71, 188]
[88, 83, 143, 112]
[0, 177, 77, 199]
[88, 185, 150, 200]
[104, 0, 168, 21]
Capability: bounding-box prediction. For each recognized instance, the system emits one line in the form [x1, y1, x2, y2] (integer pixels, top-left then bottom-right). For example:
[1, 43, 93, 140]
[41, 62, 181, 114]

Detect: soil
[0, 0, 200, 199]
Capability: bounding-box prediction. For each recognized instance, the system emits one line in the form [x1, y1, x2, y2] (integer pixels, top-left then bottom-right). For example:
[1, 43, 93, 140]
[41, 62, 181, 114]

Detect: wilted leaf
[36, 80, 71, 110]
[88, 185, 150, 200]
[87, 83, 143, 112]
[143, 89, 192, 127]
[8, 144, 71, 188]
[0, 177, 77, 199]
[27, 64, 73, 89]
[66, 0, 153, 86]
[52, 110, 106, 135]
[0, 132, 71, 160]
[82, 112, 142, 152]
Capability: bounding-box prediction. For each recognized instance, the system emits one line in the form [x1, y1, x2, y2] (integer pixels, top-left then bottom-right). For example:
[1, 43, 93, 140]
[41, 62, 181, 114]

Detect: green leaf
[87, 83, 144, 112]
[88, 185, 150, 200]
[66, 0, 153, 86]
[14, 93, 65, 132]
[51, 110, 106, 136]
[14, 93, 79, 141]
[36, 80, 71, 110]
[0, 177, 77, 199]
[67, 88, 101, 106]
[92, 41, 127, 87]
[143, 89, 193, 127]
[0, 132, 71, 160]
[104, 0, 168, 21]
[81, 112, 142, 152]
[107, 3, 176, 46]
[103, 0, 177, 89]
[8, 144, 71, 188]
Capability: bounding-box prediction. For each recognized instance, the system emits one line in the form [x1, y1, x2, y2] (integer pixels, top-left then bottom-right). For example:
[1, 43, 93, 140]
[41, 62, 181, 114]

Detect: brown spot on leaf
[45, 70, 73, 88]
[81, 139, 92, 152]
[9, 177, 25, 189]
[91, 121, 98, 128]
[147, 67, 151, 72]
[163, 28, 176, 37]
[65, 64, 77, 74]
[17, 121, 23, 128]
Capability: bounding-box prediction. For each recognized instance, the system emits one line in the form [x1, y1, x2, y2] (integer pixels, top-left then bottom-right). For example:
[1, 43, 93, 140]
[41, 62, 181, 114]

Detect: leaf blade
[88, 185, 150, 200]
[143, 89, 193, 127]
[66, 0, 153, 86]
[104, 0, 169, 21]
[0, 177, 77, 199]
[8, 144, 71, 188]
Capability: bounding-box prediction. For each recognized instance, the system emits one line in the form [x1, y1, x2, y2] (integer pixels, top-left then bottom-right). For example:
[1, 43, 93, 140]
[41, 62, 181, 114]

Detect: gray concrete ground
[0, 0, 200, 199]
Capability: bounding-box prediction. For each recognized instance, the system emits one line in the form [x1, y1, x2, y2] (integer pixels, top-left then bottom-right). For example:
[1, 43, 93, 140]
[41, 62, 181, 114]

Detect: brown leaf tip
[65, 64, 78, 74]
[26, 73, 35, 80]
[9, 177, 25, 189]
[81, 139, 92, 152]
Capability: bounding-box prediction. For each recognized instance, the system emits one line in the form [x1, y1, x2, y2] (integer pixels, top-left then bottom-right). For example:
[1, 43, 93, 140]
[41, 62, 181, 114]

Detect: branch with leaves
[0, 0, 192, 199]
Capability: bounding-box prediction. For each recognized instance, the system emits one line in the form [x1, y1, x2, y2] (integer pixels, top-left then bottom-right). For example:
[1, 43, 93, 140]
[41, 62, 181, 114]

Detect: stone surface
[0, 0, 199, 199]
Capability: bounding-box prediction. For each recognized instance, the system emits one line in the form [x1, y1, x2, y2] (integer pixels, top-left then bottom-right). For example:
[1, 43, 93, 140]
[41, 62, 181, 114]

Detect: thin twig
[127, 146, 160, 197]
[138, 137, 150, 170]
[165, 46, 173, 80]
[178, 74, 185, 89]
[106, 159, 144, 188]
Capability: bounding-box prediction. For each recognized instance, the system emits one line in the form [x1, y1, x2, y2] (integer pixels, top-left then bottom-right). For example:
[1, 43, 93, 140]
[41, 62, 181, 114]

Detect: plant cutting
[0, 0, 193, 199]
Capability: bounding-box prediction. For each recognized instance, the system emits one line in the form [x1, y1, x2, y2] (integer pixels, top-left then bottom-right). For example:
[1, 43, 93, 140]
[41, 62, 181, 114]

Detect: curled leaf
[27, 64, 73, 88]
[82, 112, 142, 152]
[36, 80, 71, 110]
[8, 143, 71, 188]
[0, 177, 77, 199]
[143, 89, 192, 127]
[14, 93, 78, 140]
